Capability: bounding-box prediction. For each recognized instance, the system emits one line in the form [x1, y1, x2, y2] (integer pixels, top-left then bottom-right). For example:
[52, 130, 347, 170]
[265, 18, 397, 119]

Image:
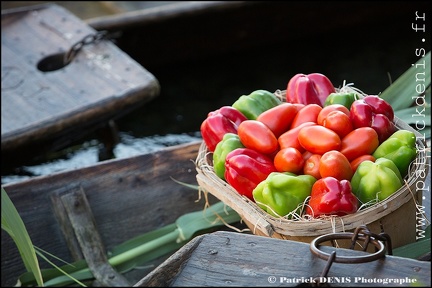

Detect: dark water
[1, 133, 202, 184]
[1, 2, 429, 185]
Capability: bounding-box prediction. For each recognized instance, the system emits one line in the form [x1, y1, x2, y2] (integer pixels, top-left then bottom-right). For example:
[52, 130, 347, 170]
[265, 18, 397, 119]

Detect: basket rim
[195, 90, 429, 237]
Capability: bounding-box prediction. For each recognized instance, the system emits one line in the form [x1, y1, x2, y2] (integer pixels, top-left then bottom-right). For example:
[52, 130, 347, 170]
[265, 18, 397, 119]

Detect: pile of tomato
[248, 101, 383, 179]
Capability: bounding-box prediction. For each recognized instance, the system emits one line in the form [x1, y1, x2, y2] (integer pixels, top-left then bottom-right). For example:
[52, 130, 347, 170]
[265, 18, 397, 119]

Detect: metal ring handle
[310, 232, 386, 264]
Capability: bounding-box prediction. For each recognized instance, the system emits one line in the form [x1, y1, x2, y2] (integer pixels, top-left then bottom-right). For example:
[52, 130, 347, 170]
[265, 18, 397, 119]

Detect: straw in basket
[195, 89, 429, 249]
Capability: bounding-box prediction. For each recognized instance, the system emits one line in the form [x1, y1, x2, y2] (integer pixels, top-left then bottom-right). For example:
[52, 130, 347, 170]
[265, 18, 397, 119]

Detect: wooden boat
[84, 0, 432, 227]
[1, 141, 227, 287]
[2, 2, 431, 286]
[1, 3, 160, 170]
[137, 230, 431, 287]
[2, 1, 429, 169]
[2, 140, 430, 287]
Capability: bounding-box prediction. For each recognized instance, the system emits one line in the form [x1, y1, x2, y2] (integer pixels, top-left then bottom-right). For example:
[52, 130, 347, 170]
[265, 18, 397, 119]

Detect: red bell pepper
[286, 73, 336, 106]
[306, 177, 358, 218]
[200, 106, 247, 152]
[224, 148, 277, 201]
[349, 95, 397, 143]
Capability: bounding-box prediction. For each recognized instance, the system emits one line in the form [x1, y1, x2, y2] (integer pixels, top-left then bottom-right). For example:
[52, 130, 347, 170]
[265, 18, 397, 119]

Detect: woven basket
[196, 90, 429, 249]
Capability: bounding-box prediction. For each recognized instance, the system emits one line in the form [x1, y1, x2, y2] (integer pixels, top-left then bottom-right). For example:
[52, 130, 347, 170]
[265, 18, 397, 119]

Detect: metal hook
[306, 227, 389, 287]
[310, 232, 387, 264]
[37, 30, 122, 72]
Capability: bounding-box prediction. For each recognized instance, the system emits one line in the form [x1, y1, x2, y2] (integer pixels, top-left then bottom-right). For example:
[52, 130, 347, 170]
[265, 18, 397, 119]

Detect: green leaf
[109, 223, 183, 273]
[395, 107, 431, 138]
[393, 225, 431, 259]
[170, 177, 200, 190]
[394, 84, 431, 138]
[42, 268, 93, 287]
[395, 106, 431, 126]
[18, 201, 241, 287]
[177, 201, 241, 241]
[1, 187, 44, 286]
[18, 258, 89, 286]
[380, 51, 430, 111]
[34, 249, 87, 287]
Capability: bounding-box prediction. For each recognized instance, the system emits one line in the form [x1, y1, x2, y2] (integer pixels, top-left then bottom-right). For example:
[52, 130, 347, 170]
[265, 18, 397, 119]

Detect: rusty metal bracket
[306, 225, 390, 287]
[51, 186, 130, 286]
[310, 232, 386, 264]
[349, 224, 393, 255]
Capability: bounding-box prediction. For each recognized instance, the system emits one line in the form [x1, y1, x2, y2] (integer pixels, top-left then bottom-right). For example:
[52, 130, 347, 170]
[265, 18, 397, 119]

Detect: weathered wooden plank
[51, 190, 84, 261]
[134, 234, 205, 287]
[1, 141, 212, 287]
[1, 3, 160, 153]
[87, 1, 430, 70]
[136, 231, 431, 287]
[60, 187, 130, 287]
[87, 1, 248, 30]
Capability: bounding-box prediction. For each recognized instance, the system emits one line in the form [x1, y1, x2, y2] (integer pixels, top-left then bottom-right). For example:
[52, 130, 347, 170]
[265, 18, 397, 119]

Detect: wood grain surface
[1, 3, 159, 152]
[137, 230, 431, 287]
[1, 141, 208, 287]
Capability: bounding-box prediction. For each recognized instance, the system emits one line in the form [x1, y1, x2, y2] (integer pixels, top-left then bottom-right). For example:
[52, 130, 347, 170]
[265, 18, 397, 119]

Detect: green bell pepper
[351, 158, 403, 205]
[372, 129, 417, 177]
[324, 92, 359, 110]
[213, 133, 245, 180]
[252, 172, 316, 217]
[232, 89, 281, 120]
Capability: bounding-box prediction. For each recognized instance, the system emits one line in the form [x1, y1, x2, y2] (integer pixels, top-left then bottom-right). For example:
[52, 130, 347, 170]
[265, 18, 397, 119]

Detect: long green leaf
[380, 51, 430, 111]
[109, 223, 184, 273]
[34, 250, 87, 287]
[20, 224, 181, 286]
[395, 106, 431, 127]
[394, 84, 431, 138]
[177, 201, 241, 241]
[18, 201, 241, 287]
[39, 230, 182, 287]
[19, 226, 181, 287]
[18, 258, 89, 286]
[393, 225, 431, 259]
[42, 268, 93, 287]
[109, 223, 178, 257]
[1, 187, 44, 287]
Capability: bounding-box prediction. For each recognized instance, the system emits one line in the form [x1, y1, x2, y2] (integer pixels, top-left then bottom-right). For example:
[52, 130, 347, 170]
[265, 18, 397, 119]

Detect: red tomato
[274, 147, 305, 174]
[319, 150, 353, 181]
[302, 150, 314, 161]
[339, 127, 379, 161]
[257, 103, 298, 137]
[237, 120, 278, 155]
[290, 104, 322, 128]
[317, 104, 350, 125]
[298, 125, 341, 154]
[350, 154, 376, 172]
[321, 110, 354, 138]
[278, 122, 316, 152]
[303, 154, 321, 179]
